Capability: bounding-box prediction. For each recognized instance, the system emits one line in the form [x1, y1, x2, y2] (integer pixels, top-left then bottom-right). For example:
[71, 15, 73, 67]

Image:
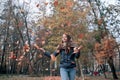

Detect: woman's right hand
[33, 44, 45, 53]
[78, 45, 83, 50]
[39, 48, 45, 53]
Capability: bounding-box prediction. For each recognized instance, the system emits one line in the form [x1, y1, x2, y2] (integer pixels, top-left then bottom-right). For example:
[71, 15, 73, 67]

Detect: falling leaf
[28, 29, 32, 33]
[66, 1, 73, 8]
[36, 38, 40, 41]
[18, 22, 23, 27]
[78, 33, 84, 39]
[54, 0, 58, 7]
[74, 0, 77, 2]
[23, 0, 30, 4]
[39, 54, 43, 58]
[23, 44, 30, 52]
[19, 9, 24, 13]
[41, 40, 45, 45]
[97, 19, 103, 26]
[18, 62, 22, 65]
[8, 44, 11, 47]
[17, 56, 24, 61]
[31, 32, 34, 36]
[33, 43, 40, 49]
[16, 41, 19, 44]
[44, 2, 48, 5]
[36, 4, 40, 7]
[9, 52, 16, 59]
[94, 42, 101, 51]
[45, 31, 50, 36]
[60, 7, 65, 10]
[66, 21, 71, 26]
[60, 7, 69, 12]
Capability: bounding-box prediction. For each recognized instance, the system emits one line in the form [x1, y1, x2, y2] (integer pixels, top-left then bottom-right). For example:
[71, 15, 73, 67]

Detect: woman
[39, 33, 82, 80]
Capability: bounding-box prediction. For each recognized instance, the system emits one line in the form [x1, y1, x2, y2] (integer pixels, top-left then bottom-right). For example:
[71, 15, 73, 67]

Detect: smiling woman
[38, 33, 83, 80]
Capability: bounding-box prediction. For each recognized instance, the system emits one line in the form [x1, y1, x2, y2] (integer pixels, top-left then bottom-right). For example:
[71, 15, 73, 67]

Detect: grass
[0, 72, 120, 80]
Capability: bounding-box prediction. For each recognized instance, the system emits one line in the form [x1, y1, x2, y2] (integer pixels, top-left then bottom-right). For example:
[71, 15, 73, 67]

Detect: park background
[0, 0, 120, 80]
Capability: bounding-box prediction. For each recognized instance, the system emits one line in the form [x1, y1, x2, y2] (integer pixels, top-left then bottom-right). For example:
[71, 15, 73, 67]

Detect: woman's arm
[39, 48, 51, 58]
[39, 47, 59, 61]
[34, 44, 60, 60]
[33, 44, 51, 58]
[53, 50, 60, 57]
[53, 44, 61, 57]
[50, 50, 59, 61]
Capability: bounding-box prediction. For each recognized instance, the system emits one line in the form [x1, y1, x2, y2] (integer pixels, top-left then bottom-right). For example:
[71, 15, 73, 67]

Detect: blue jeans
[60, 67, 76, 80]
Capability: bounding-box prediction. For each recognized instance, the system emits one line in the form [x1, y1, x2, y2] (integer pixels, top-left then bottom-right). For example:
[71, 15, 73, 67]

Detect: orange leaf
[9, 52, 16, 59]
[60, 7, 65, 10]
[54, 0, 58, 7]
[78, 33, 84, 39]
[24, 44, 30, 52]
[60, 7, 69, 12]
[66, 1, 73, 8]
[45, 2, 48, 5]
[66, 21, 71, 26]
[20, 56, 24, 59]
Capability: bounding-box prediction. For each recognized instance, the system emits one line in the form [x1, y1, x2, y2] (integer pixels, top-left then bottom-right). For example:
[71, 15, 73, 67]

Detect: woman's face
[62, 34, 68, 42]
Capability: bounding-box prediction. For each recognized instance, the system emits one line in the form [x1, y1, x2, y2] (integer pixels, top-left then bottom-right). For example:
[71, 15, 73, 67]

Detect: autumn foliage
[94, 36, 116, 64]
[54, 0, 58, 7]
[9, 52, 16, 59]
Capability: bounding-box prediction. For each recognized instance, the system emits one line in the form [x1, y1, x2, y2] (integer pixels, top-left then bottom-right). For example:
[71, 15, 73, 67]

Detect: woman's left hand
[73, 47, 79, 53]
[73, 45, 83, 53]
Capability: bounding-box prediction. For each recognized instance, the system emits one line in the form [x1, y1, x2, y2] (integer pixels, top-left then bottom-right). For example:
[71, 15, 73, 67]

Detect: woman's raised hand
[78, 45, 83, 50]
[39, 48, 45, 53]
[33, 43, 45, 53]
[73, 45, 83, 53]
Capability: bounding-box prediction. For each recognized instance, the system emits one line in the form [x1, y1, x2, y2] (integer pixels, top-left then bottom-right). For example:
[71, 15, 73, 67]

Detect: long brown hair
[62, 33, 71, 42]
[61, 33, 72, 53]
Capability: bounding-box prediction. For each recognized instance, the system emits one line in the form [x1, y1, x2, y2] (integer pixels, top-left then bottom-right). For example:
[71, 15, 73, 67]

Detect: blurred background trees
[0, 0, 120, 79]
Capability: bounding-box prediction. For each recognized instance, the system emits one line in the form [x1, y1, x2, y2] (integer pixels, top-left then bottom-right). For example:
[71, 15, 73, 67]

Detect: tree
[37, 0, 93, 77]
[87, 0, 119, 79]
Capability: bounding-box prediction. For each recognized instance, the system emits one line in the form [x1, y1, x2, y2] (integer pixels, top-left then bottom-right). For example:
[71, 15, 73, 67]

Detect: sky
[0, 0, 119, 42]
[101, 0, 117, 6]
[0, 0, 118, 24]
[21, 0, 117, 22]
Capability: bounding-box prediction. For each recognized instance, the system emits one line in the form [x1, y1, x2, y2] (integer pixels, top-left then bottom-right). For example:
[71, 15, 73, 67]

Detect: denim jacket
[44, 47, 80, 68]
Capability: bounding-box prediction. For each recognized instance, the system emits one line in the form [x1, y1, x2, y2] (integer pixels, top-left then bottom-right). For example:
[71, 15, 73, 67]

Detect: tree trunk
[116, 45, 120, 70]
[99, 64, 107, 78]
[78, 60, 85, 80]
[107, 57, 118, 79]
[77, 60, 81, 77]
